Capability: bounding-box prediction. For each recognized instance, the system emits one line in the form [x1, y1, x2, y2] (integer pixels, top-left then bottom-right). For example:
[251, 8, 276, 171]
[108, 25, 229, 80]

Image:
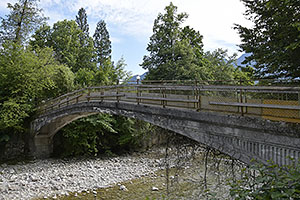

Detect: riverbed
[0, 146, 243, 199]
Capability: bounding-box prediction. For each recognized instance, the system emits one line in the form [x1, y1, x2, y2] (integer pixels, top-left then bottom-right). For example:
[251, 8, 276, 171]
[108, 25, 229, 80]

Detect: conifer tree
[0, 0, 47, 45]
[76, 8, 89, 35]
[75, 8, 96, 72]
[93, 20, 112, 65]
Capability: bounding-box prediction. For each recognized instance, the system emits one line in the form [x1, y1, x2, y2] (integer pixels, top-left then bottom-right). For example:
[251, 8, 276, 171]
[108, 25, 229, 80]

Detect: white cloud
[172, 0, 252, 55]
[67, 0, 252, 54]
[70, 0, 164, 38]
[110, 36, 121, 44]
[0, 0, 252, 55]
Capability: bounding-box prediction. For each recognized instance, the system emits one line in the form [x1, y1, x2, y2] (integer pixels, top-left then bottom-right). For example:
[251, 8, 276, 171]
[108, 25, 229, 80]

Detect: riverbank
[0, 150, 164, 199]
[0, 145, 242, 200]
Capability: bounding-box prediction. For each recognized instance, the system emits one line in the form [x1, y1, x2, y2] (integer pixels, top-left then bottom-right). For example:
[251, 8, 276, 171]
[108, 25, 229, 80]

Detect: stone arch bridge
[31, 81, 300, 166]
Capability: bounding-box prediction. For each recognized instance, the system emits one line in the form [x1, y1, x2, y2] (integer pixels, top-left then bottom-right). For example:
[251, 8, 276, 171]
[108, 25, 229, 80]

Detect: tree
[49, 20, 82, 71]
[75, 8, 96, 73]
[32, 19, 95, 73]
[29, 23, 51, 48]
[204, 49, 236, 81]
[31, 19, 96, 73]
[76, 8, 89, 35]
[0, 0, 47, 45]
[91, 57, 131, 86]
[93, 20, 112, 65]
[0, 42, 74, 139]
[74, 68, 95, 87]
[235, 0, 300, 79]
[110, 57, 132, 83]
[141, 3, 206, 80]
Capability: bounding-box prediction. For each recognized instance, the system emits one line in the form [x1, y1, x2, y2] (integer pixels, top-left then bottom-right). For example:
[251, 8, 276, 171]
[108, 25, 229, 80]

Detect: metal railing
[38, 80, 300, 123]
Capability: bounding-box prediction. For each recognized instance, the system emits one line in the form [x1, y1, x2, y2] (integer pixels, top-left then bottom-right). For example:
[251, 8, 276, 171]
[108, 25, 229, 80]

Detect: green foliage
[110, 57, 132, 83]
[29, 23, 51, 48]
[76, 8, 89, 35]
[31, 19, 96, 73]
[141, 3, 207, 80]
[0, 0, 47, 44]
[229, 160, 300, 199]
[74, 68, 95, 87]
[49, 63, 75, 97]
[57, 114, 152, 157]
[58, 114, 116, 156]
[0, 2, 133, 156]
[75, 8, 97, 74]
[93, 20, 112, 65]
[204, 49, 236, 81]
[141, 3, 251, 82]
[113, 116, 142, 150]
[234, 66, 255, 85]
[50, 20, 84, 72]
[235, 0, 300, 79]
[0, 42, 74, 136]
[89, 57, 131, 86]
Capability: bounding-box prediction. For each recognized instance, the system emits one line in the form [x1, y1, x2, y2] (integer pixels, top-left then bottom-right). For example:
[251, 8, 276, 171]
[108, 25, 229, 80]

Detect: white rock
[9, 175, 18, 181]
[30, 175, 39, 182]
[152, 186, 159, 191]
[120, 185, 128, 191]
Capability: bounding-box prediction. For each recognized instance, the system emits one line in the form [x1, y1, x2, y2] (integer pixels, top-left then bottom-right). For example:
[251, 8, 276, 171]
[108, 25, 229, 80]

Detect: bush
[229, 160, 300, 199]
[55, 114, 155, 157]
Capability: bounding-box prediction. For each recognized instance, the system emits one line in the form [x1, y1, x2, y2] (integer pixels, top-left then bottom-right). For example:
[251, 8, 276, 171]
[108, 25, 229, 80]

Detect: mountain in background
[235, 53, 255, 68]
[128, 72, 147, 82]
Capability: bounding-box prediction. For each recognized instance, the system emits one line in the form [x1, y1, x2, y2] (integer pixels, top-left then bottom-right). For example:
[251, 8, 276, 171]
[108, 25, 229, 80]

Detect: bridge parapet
[39, 80, 300, 123]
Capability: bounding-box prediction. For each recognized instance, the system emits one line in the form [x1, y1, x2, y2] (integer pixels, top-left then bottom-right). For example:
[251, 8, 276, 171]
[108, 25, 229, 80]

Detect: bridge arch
[31, 101, 300, 166]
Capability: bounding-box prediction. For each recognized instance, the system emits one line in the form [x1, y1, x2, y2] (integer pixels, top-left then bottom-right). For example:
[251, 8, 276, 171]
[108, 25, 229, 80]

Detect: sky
[0, 0, 252, 75]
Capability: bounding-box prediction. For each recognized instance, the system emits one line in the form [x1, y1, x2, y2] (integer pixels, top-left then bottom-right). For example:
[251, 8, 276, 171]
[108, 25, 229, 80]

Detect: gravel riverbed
[0, 152, 165, 200]
[0, 146, 240, 200]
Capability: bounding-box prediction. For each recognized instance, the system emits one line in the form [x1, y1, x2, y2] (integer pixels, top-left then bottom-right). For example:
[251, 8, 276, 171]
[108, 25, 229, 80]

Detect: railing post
[298, 91, 300, 119]
[239, 78, 244, 116]
[87, 88, 91, 102]
[244, 89, 248, 114]
[194, 80, 198, 110]
[136, 76, 141, 105]
[197, 85, 201, 111]
[101, 89, 104, 103]
[136, 84, 139, 105]
[116, 80, 120, 103]
[162, 87, 166, 108]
